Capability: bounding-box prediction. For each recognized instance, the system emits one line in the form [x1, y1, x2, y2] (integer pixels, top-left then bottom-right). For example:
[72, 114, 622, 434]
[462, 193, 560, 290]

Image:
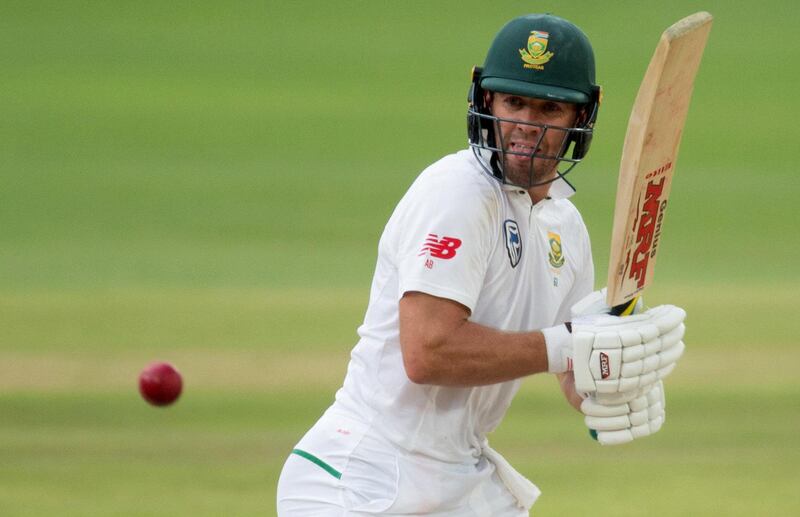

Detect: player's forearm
[404, 320, 550, 386]
[399, 293, 550, 386]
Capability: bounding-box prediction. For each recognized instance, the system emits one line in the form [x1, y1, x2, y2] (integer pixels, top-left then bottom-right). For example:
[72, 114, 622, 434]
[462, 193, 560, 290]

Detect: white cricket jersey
[330, 149, 594, 464]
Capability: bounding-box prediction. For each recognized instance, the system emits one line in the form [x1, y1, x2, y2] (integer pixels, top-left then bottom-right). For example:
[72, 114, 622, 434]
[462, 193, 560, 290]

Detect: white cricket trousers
[277, 452, 528, 516]
[276, 410, 529, 516]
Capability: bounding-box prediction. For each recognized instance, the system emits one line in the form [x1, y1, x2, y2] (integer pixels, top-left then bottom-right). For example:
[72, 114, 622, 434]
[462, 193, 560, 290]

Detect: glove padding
[571, 304, 686, 395]
[581, 380, 666, 445]
[543, 288, 644, 376]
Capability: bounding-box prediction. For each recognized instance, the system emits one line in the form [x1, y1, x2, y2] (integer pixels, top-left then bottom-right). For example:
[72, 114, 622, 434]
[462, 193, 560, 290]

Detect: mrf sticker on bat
[625, 162, 671, 289]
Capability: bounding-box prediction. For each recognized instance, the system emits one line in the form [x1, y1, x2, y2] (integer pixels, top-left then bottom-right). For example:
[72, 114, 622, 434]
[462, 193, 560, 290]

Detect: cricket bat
[606, 12, 713, 315]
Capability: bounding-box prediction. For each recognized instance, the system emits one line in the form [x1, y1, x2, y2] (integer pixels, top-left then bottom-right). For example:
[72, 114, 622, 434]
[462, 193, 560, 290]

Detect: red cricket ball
[139, 361, 183, 406]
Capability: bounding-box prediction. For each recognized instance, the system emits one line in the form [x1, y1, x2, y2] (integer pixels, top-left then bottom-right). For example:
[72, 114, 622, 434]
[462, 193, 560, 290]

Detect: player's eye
[543, 102, 563, 114]
[505, 96, 524, 108]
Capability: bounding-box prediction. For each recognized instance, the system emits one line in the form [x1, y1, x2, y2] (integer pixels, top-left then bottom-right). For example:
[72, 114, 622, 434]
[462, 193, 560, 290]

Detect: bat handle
[609, 296, 640, 317]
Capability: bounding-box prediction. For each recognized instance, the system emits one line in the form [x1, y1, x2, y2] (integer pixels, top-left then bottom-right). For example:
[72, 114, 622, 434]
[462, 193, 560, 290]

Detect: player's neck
[527, 184, 551, 204]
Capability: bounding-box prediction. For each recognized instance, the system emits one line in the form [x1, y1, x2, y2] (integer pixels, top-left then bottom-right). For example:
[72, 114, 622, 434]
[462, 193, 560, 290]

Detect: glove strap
[542, 323, 572, 373]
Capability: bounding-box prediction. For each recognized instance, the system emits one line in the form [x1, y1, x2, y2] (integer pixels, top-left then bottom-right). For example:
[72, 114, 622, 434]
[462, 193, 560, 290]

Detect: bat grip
[609, 296, 640, 317]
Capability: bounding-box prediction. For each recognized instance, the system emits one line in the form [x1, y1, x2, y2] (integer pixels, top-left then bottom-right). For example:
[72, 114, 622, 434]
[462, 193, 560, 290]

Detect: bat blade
[606, 12, 713, 309]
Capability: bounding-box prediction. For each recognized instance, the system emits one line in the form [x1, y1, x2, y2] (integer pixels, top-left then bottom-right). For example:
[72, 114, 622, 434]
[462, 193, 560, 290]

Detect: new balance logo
[419, 234, 462, 259]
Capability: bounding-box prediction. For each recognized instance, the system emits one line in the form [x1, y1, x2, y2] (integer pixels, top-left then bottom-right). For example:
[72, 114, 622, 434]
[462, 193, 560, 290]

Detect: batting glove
[542, 304, 685, 394]
[544, 288, 643, 374]
[581, 380, 666, 445]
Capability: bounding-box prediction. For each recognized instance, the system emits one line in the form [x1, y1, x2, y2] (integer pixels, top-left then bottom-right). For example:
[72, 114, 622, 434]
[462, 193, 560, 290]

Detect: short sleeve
[392, 172, 499, 312]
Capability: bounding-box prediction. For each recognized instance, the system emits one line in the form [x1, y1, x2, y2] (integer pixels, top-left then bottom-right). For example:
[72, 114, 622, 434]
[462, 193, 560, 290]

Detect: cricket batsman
[277, 13, 686, 515]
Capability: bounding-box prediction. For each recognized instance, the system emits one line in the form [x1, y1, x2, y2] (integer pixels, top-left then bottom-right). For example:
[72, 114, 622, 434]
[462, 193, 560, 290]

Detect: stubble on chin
[501, 155, 559, 187]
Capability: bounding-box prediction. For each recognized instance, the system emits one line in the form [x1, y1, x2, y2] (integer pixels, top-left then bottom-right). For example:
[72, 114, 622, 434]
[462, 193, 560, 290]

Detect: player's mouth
[507, 142, 539, 158]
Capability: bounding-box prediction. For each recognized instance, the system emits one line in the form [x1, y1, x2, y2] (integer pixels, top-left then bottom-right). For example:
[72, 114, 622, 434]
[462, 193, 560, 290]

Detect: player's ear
[569, 85, 601, 160]
[483, 90, 494, 113]
[574, 105, 589, 127]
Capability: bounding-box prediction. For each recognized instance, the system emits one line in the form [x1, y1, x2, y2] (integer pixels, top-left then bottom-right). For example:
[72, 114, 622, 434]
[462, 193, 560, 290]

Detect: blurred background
[1, 0, 798, 515]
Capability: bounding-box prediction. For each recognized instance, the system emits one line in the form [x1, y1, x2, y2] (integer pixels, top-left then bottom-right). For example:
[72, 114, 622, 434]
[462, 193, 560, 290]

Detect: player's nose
[514, 116, 542, 135]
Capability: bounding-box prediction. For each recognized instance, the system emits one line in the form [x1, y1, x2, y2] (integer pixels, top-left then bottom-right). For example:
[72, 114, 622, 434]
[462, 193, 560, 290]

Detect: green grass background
[2, 0, 798, 515]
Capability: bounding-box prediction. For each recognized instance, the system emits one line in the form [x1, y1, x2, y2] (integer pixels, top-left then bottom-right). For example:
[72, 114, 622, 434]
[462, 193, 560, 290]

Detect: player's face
[488, 92, 578, 187]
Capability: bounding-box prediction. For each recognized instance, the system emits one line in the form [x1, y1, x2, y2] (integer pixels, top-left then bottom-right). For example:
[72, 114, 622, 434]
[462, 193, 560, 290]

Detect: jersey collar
[469, 148, 577, 200]
[498, 174, 576, 200]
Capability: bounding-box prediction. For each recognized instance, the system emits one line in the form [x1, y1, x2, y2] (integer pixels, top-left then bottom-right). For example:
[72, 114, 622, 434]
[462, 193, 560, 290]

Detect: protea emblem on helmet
[519, 30, 554, 69]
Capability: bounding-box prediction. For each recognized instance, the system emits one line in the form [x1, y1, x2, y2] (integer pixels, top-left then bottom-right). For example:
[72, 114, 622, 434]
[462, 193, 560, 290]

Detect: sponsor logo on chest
[503, 220, 522, 268]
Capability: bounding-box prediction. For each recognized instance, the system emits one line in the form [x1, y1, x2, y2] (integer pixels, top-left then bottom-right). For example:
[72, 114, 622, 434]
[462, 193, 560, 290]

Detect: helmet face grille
[466, 81, 598, 189]
[467, 106, 590, 189]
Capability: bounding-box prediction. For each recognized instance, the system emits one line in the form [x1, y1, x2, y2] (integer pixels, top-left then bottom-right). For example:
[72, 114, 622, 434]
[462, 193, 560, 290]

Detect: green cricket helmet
[468, 14, 602, 189]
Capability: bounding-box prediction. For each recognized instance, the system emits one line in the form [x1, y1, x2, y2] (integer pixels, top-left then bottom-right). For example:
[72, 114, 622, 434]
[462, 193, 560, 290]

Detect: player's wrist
[542, 323, 573, 374]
